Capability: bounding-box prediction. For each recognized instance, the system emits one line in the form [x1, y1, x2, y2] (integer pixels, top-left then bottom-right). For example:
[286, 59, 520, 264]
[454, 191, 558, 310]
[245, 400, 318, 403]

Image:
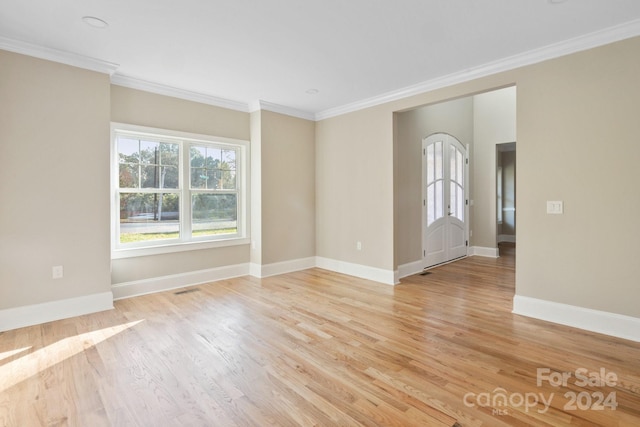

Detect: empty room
[1, 1, 639, 426]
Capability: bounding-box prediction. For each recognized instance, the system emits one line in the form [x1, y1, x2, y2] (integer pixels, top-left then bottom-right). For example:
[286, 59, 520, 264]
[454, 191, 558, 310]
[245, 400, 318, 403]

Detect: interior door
[423, 133, 468, 268]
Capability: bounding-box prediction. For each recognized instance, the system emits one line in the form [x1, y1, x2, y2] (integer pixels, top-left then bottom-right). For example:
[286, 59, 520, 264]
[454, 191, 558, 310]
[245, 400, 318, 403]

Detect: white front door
[422, 133, 468, 268]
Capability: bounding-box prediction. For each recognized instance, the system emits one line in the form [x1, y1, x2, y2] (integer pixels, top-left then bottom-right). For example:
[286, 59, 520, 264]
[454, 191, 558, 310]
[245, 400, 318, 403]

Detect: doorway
[496, 142, 516, 248]
[422, 133, 468, 268]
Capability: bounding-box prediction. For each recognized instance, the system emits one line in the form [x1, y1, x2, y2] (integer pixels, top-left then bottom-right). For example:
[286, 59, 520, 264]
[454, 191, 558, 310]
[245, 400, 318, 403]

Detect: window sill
[111, 237, 250, 259]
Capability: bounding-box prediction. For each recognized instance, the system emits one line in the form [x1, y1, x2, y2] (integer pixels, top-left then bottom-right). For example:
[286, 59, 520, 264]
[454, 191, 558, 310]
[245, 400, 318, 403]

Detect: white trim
[110, 122, 251, 258]
[469, 246, 500, 258]
[316, 257, 396, 285]
[315, 19, 640, 120]
[513, 295, 640, 343]
[250, 257, 316, 278]
[112, 263, 250, 300]
[250, 100, 316, 121]
[113, 256, 392, 300]
[397, 254, 480, 282]
[110, 74, 250, 113]
[498, 234, 517, 243]
[4, 19, 640, 121]
[396, 260, 425, 280]
[249, 262, 262, 278]
[0, 36, 119, 75]
[112, 238, 251, 259]
[0, 292, 114, 333]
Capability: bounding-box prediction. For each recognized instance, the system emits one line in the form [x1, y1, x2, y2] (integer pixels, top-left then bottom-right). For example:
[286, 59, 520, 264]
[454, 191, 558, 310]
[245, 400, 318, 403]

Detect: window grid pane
[435, 141, 443, 180]
[456, 150, 463, 184]
[449, 145, 456, 182]
[191, 193, 238, 237]
[426, 141, 447, 226]
[457, 183, 464, 221]
[450, 182, 456, 218]
[426, 144, 435, 184]
[427, 184, 435, 226]
[435, 180, 443, 220]
[119, 193, 180, 243]
[191, 145, 238, 191]
[117, 137, 179, 190]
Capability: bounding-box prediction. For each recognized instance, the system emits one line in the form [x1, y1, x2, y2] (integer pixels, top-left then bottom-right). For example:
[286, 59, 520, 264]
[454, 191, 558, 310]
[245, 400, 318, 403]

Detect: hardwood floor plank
[1, 248, 639, 426]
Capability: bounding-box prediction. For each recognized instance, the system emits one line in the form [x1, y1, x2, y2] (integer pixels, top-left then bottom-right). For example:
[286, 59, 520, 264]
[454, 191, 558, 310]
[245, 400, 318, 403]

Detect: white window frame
[111, 123, 250, 259]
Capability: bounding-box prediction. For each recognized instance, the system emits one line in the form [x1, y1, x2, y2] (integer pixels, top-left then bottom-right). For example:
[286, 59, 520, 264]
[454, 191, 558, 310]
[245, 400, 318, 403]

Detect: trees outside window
[112, 124, 248, 253]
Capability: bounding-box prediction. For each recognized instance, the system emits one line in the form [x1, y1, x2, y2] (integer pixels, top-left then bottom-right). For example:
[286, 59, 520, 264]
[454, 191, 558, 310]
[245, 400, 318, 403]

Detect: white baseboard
[396, 260, 424, 281]
[113, 256, 394, 300]
[112, 263, 250, 300]
[250, 257, 316, 278]
[316, 257, 396, 285]
[469, 246, 500, 258]
[498, 234, 516, 243]
[513, 295, 640, 343]
[0, 292, 114, 333]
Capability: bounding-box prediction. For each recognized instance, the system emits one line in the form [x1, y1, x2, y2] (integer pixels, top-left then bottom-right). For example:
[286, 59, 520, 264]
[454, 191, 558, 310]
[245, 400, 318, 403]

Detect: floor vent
[420, 270, 432, 276]
[174, 288, 200, 295]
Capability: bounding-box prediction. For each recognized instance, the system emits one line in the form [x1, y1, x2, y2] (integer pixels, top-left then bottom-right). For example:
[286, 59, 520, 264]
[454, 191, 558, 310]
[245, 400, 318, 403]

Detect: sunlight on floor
[0, 320, 144, 393]
[0, 347, 32, 362]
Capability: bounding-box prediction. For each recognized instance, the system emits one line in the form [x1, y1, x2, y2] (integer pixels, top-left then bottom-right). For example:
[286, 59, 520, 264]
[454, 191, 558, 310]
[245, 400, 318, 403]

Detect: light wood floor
[1, 247, 639, 426]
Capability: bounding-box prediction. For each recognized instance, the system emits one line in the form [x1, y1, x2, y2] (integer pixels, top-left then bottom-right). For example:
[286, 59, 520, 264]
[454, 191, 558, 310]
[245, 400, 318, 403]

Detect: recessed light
[82, 16, 109, 29]
[306, 88, 319, 95]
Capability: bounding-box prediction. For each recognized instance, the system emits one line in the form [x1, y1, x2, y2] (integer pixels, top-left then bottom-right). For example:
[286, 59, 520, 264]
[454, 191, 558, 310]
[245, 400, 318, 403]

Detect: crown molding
[315, 18, 640, 120]
[110, 74, 250, 112]
[4, 17, 640, 122]
[0, 36, 119, 75]
[250, 100, 316, 121]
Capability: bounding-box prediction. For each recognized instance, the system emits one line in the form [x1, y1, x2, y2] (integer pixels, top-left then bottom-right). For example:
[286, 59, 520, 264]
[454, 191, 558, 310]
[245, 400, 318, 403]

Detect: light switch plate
[52, 265, 64, 279]
[546, 201, 563, 214]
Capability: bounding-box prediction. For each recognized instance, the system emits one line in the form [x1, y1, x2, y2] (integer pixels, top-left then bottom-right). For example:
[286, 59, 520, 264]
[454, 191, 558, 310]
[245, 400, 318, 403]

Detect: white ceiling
[2, 0, 640, 119]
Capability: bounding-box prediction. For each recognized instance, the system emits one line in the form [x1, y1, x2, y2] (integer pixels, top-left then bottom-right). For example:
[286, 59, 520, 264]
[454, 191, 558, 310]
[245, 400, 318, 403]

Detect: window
[111, 124, 249, 257]
[426, 139, 444, 226]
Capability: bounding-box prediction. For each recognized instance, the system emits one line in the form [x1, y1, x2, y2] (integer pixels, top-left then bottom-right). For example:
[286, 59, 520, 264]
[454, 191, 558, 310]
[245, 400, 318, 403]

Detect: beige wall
[0, 51, 111, 308]
[110, 86, 251, 284]
[317, 36, 640, 318]
[259, 110, 315, 264]
[110, 86, 250, 141]
[472, 87, 517, 248]
[316, 105, 395, 270]
[3, 34, 640, 324]
[515, 38, 640, 317]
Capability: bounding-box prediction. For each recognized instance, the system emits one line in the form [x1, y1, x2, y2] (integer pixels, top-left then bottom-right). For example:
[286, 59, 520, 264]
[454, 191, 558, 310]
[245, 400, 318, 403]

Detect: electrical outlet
[52, 265, 64, 279]
[356, 241, 362, 251]
[547, 201, 564, 214]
